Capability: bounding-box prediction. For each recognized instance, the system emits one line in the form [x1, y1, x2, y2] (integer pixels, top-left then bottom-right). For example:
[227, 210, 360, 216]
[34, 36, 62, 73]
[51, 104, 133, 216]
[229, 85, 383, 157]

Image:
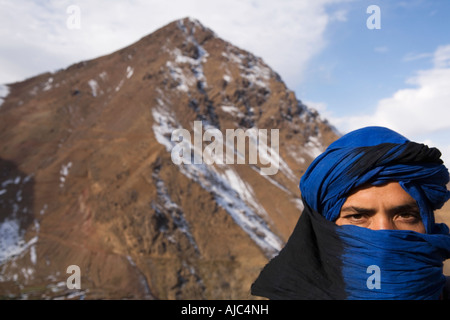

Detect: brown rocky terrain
[0, 18, 338, 299]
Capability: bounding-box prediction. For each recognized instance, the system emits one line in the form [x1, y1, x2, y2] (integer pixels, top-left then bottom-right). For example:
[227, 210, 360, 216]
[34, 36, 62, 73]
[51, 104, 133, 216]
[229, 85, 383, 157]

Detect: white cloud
[403, 52, 433, 62]
[434, 45, 450, 68]
[0, 0, 349, 88]
[328, 44, 450, 166]
[330, 9, 348, 22]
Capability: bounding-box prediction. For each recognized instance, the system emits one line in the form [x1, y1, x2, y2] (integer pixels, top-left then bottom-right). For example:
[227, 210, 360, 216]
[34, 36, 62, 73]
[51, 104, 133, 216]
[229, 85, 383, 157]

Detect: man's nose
[371, 214, 395, 230]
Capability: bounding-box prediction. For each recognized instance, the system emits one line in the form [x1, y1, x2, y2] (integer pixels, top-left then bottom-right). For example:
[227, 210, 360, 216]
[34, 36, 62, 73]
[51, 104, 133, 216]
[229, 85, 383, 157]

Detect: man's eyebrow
[340, 206, 376, 214]
[340, 202, 420, 215]
[387, 202, 420, 214]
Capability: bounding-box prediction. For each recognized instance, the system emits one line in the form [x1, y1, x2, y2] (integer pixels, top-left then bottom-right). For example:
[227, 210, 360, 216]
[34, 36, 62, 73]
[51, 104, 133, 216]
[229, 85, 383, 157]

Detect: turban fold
[251, 126, 450, 299]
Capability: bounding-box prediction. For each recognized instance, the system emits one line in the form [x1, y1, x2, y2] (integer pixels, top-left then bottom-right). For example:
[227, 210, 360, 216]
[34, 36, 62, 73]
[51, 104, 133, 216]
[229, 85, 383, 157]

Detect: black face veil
[251, 201, 347, 299]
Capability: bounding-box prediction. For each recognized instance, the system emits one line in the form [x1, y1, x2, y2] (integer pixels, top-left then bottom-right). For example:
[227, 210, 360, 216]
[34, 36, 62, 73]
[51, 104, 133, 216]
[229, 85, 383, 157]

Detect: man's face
[336, 182, 426, 233]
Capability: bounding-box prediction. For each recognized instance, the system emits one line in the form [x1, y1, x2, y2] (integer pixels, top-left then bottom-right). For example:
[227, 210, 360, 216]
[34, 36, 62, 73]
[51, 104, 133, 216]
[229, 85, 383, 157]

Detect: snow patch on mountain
[221, 105, 243, 117]
[152, 170, 200, 253]
[115, 79, 124, 92]
[43, 77, 53, 91]
[222, 49, 271, 89]
[126, 66, 134, 79]
[304, 135, 325, 159]
[88, 79, 99, 97]
[151, 103, 283, 257]
[0, 84, 10, 108]
[59, 161, 72, 188]
[0, 173, 38, 266]
[99, 71, 108, 81]
[164, 19, 209, 93]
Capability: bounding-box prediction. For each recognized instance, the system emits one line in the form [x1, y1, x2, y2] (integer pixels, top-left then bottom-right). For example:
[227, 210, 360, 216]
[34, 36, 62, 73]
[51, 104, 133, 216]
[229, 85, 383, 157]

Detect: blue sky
[0, 0, 449, 164]
[301, 0, 449, 118]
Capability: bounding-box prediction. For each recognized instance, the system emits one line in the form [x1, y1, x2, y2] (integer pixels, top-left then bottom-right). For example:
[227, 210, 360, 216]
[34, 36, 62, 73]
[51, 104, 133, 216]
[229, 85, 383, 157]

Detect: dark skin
[336, 182, 425, 233]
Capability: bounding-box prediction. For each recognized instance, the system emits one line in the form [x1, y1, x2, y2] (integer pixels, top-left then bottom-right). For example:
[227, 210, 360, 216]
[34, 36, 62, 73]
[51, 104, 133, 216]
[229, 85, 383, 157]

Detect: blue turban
[252, 126, 450, 299]
[300, 126, 450, 233]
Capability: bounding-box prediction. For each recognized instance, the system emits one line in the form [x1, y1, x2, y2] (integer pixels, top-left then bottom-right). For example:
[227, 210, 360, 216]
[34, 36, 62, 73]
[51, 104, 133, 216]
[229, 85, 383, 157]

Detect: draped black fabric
[346, 142, 444, 178]
[251, 201, 347, 299]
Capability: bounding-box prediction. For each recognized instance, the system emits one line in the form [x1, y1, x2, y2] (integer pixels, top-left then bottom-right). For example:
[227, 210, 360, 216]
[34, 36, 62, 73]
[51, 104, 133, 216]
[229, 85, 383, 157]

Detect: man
[251, 126, 450, 299]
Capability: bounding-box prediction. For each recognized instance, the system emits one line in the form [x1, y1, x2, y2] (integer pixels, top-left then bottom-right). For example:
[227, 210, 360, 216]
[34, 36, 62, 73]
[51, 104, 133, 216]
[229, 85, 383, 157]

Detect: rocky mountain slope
[0, 17, 348, 299]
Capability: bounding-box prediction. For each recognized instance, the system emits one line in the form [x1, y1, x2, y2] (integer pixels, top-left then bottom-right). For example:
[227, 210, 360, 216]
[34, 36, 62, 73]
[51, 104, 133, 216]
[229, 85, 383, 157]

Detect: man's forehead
[343, 182, 417, 206]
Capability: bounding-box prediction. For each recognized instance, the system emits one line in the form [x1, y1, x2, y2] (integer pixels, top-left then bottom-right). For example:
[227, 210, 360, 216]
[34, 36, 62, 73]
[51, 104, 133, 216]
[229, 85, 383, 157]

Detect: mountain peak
[176, 16, 215, 35]
[136, 16, 216, 52]
[0, 18, 338, 299]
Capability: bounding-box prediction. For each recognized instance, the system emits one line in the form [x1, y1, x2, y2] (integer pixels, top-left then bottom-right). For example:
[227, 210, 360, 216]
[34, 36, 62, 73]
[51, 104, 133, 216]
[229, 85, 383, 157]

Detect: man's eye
[347, 214, 365, 221]
[397, 212, 421, 222]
